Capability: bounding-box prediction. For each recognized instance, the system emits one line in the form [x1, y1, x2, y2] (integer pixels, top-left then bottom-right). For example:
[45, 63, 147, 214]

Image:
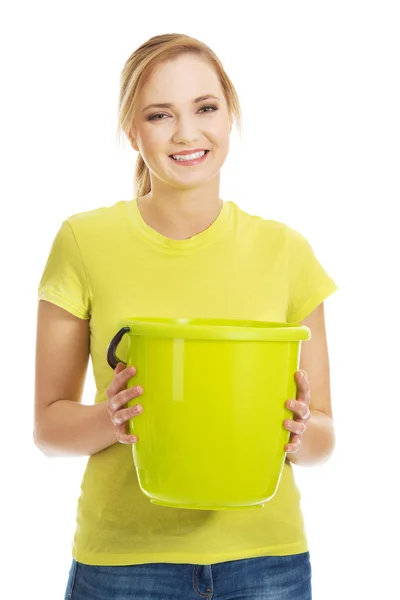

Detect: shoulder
[229, 201, 304, 247]
[65, 200, 126, 235]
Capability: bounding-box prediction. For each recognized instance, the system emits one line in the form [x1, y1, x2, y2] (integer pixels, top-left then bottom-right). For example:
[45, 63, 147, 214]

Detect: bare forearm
[34, 400, 117, 458]
[287, 410, 335, 467]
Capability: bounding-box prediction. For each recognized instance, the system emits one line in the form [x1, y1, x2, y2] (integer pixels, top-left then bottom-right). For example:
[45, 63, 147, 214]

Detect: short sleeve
[37, 220, 91, 320]
[286, 226, 338, 323]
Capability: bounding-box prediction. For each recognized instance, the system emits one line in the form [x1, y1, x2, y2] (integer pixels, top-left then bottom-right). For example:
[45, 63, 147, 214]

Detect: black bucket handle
[106, 326, 130, 370]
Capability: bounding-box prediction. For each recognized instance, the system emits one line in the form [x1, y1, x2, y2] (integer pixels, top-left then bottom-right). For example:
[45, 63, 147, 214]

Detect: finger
[115, 419, 127, 436]
[116, 428, 139, 444]
[284, 419, 306, 435]
[116, 364, 136, 387]
[285, 433, 302, 452]
[286, 399, 311, 421]
[296, 369, 308, 382]
[113, 403, 143, 426]
[114, 362, 126, 378]
[107, 364, 136, 399]
[114, 417, 139, 444]
[116, 434, 138, 445]
[295, 370, 311, 401]
[295, 371, 310, 395]
[285, 441, 301, 453]
[108, 385, 143, 415]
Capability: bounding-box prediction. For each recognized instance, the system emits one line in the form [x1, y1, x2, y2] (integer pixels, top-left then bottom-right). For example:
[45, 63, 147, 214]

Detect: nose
[171, 114, 199, 145]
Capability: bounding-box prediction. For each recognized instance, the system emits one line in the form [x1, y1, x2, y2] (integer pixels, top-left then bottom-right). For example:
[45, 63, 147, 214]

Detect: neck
[137, 178, 223, 240]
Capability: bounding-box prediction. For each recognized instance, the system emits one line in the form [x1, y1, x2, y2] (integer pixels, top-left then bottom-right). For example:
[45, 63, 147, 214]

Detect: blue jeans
[65, 552, 312, 599]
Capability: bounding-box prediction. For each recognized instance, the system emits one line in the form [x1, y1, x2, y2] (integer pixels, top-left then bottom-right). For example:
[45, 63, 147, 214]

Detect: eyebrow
[142, 94, 220, 113]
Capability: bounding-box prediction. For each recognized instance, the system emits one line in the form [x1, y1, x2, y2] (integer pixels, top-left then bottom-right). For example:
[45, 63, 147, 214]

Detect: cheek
[213, 128, 231, 159]
[138, 131, 169, 167]
[141, 129, 164, 151]
[210, 119, 231, 149]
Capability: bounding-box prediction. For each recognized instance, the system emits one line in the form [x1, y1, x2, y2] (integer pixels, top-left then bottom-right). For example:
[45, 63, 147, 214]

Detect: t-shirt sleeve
[37, 220, 91, 320]
[286, 225, 338, 323]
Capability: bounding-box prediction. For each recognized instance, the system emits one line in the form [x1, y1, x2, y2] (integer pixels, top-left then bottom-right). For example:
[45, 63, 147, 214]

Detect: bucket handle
[106, 326, 130, 370]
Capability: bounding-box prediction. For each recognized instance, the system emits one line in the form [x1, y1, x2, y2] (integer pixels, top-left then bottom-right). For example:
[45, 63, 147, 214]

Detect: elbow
[327, 427, 336, 460]
[33, 425, 56, 458]
[33, 427, 46, 455]
[33, 423, 42, 451]
[319, 423, 336, 465]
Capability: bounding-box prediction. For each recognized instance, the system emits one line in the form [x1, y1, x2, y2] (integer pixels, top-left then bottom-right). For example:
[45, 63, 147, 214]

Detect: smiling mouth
[169, 150, 210, 161]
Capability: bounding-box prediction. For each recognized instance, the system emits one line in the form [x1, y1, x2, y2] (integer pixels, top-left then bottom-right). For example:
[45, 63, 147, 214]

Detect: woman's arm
[286, 409, 335, 466]
[33, 300, 117, 457]
[286, 302, 336, 466]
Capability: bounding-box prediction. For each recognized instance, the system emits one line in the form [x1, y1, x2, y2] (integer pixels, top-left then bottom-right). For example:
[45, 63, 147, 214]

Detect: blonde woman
[34, 33, 337, 600]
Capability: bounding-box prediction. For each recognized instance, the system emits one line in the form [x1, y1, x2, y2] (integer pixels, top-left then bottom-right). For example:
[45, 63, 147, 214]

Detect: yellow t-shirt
[37, 198, 338, 566]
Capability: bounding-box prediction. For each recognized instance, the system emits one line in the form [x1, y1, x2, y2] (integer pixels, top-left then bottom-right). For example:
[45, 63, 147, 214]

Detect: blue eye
[148, 105, 218, 121]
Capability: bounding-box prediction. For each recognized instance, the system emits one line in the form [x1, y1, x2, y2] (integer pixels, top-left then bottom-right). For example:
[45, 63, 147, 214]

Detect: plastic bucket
[106, 317, 310, 510]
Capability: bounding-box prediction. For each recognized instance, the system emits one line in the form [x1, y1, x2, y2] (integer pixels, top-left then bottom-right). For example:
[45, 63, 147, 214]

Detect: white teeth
[172, 150, 206, 161]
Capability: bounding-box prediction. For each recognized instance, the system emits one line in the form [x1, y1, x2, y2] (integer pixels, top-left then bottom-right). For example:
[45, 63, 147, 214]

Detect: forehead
[140, 54, 223, 104]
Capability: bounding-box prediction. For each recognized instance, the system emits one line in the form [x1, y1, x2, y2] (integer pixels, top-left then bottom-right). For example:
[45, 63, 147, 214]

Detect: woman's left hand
[283, 370, 312, 453]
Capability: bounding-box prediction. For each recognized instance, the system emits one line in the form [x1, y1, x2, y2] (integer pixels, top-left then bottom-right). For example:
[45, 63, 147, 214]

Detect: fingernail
[288, 401, 295, 409]
[301, 370, 308, 380]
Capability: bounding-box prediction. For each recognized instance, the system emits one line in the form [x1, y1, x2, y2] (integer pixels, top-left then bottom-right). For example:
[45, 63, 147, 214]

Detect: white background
[1, 1, 399, 598]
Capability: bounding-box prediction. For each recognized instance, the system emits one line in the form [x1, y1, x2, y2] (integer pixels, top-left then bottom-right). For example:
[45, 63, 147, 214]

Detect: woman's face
[130, 54, 232, 191]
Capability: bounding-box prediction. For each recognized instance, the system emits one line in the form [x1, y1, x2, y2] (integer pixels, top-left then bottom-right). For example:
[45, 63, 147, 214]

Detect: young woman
[34, 33, 338, 600]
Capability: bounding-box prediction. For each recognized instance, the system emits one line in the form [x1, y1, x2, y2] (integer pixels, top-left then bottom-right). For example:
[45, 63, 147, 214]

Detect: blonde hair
[116, 33, 243, 198]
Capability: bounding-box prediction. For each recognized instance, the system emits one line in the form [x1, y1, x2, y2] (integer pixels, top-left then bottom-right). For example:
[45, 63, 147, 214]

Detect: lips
[168, 149, 210, 166]
[169, 149, 209, 158]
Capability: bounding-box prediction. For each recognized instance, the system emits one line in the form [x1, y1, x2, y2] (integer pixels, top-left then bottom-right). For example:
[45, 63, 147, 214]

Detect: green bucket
[107, 317, 310, 510]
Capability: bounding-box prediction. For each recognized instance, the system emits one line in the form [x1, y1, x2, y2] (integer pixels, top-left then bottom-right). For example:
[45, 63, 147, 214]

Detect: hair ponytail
[134, 154, 151, 198]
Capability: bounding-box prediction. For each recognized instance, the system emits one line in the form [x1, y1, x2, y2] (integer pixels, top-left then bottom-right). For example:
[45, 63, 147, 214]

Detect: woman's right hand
[106, 362, 143, 444]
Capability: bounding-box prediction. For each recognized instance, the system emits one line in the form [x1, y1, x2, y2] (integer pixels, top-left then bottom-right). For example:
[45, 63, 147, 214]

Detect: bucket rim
[115, 317, 311, 342]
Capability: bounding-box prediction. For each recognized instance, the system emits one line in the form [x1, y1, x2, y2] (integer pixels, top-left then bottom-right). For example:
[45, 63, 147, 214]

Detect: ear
[128, 128, 139, 152]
